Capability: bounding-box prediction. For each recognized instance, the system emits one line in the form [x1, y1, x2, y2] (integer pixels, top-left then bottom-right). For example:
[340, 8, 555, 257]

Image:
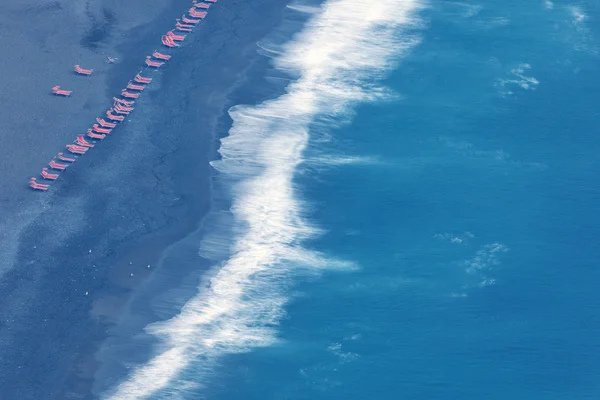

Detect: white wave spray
[105, 0, 422, 398]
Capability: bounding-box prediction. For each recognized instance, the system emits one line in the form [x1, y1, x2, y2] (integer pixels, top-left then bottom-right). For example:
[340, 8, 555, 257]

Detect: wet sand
[0, 0, 289, 398]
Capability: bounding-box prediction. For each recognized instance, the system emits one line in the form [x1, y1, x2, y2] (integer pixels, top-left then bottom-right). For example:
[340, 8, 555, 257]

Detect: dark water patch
[82, 8, 116, 50]
[24, 1, 63, 14]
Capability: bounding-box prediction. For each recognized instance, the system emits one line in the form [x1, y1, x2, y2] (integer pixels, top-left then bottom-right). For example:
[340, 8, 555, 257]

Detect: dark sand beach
[0, 0, 289, 398]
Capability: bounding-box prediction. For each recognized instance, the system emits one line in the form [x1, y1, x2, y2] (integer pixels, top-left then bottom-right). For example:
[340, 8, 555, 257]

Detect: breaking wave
[104, 0, 422, 398]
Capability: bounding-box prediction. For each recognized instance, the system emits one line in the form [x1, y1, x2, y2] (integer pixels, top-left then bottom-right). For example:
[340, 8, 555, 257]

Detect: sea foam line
[104, 0, 422, 398]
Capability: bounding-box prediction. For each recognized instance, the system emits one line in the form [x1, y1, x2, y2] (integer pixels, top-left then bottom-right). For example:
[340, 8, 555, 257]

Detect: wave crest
[105, 0, 422, 398]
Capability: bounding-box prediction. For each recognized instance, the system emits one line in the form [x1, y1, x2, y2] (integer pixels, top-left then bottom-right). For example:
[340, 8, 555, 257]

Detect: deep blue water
[197, 1, 600, 399]
[102, 1, 600, 398]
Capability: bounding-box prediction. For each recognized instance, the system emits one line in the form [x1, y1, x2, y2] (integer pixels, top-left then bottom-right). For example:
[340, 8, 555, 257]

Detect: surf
[103, 0, 423, 398]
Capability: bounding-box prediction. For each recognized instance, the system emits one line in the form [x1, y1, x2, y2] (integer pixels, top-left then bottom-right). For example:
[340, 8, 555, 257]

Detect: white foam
[497, 63, 539, 95]
[308, 155, 380, 166]
[104, 0, 422, 398]
[463, 242, 508, 290]
[568, 5, 586, 24]
[287, 3, 321, 14]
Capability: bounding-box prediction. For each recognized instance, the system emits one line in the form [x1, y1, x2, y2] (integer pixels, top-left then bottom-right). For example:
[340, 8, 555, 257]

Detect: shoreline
[90, 0, 318, 396]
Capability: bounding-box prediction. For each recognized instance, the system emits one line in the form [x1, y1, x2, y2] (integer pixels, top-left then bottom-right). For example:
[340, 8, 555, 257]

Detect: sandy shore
[0, 0, 290, 398]
[0, 0, 194, 274]
[0, 0, 191, 199]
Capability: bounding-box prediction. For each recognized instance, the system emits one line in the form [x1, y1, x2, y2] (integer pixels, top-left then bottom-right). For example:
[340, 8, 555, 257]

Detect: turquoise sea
[100, 0, 600, 398]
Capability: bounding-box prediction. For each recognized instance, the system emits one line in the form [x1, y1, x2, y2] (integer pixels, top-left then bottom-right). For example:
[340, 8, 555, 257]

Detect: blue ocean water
[102, 0, 600, 399]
